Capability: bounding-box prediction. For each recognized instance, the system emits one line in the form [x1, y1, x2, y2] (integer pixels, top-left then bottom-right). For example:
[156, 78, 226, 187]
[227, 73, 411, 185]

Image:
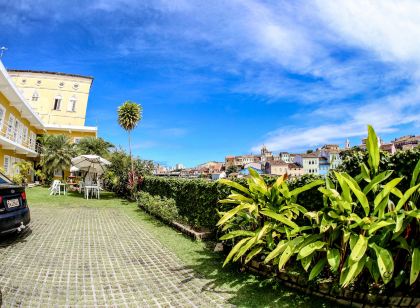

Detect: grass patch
[26, 187, 336, 307]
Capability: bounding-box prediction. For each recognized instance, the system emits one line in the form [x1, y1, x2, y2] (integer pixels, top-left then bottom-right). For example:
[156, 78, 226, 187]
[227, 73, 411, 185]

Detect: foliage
[117, 100, 143, 132]
[138, 191, 180, 223]
[217, 169, 323, 267]
[217, 125, 420, 294]
[13, 160, 34, 185]
[12, 174, 25, 185]
[141, 176, 223, 230]
[76, 137, 114, 157]
[226, 165, 239, 175]
[117, 100, 143, 194]
[103, 148, 153, 199]
[39, 134, 76, 177]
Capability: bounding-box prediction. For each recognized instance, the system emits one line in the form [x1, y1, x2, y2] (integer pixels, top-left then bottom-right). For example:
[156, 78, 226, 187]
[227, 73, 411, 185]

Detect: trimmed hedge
[139, 174, 324, 232]
[140, 176, 224, 231]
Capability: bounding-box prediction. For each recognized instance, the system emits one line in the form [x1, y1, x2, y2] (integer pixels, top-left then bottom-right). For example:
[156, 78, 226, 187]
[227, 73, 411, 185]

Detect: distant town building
[392, 135, 419, 150]
[175, 163, 185, 170]
[294, 153, 320, 175]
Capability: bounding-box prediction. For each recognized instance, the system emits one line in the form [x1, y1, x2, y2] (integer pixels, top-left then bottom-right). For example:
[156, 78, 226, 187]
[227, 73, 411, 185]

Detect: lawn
[26, 186, 335, 307]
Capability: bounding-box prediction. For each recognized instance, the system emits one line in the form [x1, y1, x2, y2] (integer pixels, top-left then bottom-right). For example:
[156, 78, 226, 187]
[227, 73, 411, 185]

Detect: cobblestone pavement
[0, 206, 231, 307]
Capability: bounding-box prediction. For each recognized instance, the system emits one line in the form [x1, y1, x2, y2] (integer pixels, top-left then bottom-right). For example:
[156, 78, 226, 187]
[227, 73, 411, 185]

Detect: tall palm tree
[39, 134, 76, 177]
[117, 100, 142, 175]
[76, 137, 114, 157]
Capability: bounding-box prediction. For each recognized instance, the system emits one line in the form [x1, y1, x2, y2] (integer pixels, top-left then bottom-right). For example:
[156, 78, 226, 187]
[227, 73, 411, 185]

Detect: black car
[0, 173, 30, 234]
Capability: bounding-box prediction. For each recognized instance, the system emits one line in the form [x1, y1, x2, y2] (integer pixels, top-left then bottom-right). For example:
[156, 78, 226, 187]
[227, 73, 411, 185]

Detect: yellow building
[0, 60, 97, 181]
[8, 69, 93, 127]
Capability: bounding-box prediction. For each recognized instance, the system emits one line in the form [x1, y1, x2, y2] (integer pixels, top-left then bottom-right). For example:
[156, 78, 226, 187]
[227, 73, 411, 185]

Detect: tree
[226, 165, 238, 175]
[117, 101, 142, 177]
[39, 134, 76, 178]
[76, 137, 114, 157]
[306, 149, 314, 154]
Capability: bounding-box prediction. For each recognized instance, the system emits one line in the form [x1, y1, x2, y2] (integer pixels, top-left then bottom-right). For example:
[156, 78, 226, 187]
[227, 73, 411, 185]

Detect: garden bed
[245, 259, 420, 307]
[138, 203, 211, 240]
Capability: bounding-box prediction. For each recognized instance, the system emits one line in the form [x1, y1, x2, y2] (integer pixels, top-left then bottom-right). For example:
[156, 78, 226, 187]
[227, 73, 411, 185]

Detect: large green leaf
[234, 237, 257, 261]
[374, 178, 403, 209]
[219, 230, 256, 240]
[265, 240, 288, 263]
[260, 210, 299, 229]
[410, 248, 420, 285]
[342, 176, 370, 216]
[341, 256, 367, 287]
[350, 234, 368, 262]
[289, 179, 324, 197]
[370, 243, 394, 284]
[218, 179, 251, 196]
[327, 248, 340, 272]
[309, 258, 327, 281]
[245, 247, 263, 264]
[223, 238, 248, 267]
[368, 220, 394, 235]
[395, 183, 420, 211]
[410, 159, 420, 188]
[301, 255, 313, 272]
[334, 172, 352, 203]
[366, 125, 380, 174]
[362, 170, 393, 195]
[217, 203, 251, 226]
[297, 241, 326, 260]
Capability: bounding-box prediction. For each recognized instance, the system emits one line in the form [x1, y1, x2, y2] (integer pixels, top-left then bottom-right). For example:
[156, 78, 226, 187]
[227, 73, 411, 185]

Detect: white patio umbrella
[70, 166, 80, 172]
[71, 155, 111, 175]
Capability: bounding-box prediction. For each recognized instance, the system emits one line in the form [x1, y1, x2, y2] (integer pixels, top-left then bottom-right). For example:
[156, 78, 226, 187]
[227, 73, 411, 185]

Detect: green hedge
[140, 176, 224, 230]
[139, 174, 324, 232]
[138, 191, 179, 223]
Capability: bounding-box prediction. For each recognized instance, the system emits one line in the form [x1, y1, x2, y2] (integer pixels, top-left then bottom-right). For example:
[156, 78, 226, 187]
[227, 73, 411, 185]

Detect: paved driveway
[0, 206, 230, 307]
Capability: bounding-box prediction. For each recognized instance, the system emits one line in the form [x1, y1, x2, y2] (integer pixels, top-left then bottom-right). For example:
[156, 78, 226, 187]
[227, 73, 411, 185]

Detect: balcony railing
[0, 122, 41, 154]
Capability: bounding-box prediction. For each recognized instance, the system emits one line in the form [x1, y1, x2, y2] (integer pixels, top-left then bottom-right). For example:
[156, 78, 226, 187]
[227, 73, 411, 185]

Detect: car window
[0, 172, 12, 184]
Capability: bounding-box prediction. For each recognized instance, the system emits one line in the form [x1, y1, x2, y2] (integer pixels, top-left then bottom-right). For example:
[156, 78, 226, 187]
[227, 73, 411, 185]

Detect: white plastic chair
[49, 180, 61, 196]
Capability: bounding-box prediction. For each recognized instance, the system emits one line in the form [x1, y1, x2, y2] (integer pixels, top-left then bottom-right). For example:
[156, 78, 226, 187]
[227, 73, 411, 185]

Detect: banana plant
[217, 168, 323, 267]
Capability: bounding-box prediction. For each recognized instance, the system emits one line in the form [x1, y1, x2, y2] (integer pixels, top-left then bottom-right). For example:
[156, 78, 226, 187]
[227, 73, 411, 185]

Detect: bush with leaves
[138, 191, 180, 223]
[104, 148, 153, 199]
[217, 125, 420, 294]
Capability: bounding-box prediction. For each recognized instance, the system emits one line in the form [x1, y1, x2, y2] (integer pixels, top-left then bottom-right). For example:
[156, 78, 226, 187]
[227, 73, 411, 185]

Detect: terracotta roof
[269, 160, 288, 166]
[299, 153, 319, 158]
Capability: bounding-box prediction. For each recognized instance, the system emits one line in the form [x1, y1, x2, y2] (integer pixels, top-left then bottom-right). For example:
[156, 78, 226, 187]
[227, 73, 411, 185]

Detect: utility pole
[0, 47, 7, 58]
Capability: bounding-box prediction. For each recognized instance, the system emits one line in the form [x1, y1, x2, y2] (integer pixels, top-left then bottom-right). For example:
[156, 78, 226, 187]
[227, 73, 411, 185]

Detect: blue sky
[1, 0, 419, 167]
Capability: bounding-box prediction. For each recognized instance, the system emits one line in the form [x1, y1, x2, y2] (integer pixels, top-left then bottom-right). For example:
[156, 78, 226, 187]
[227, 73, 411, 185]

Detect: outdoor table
[85, 185, 100, 199]
[58, 183, 67, 195]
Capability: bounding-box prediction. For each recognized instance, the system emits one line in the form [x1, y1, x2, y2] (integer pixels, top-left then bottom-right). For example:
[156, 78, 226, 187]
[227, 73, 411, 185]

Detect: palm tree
[76, 137, 114, 157]
[39, 134, 76, 177]
[117, 100, 142, 175]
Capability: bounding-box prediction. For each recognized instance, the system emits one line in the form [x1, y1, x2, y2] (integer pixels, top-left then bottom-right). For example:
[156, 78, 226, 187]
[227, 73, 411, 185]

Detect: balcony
[0, 122, 40, 157]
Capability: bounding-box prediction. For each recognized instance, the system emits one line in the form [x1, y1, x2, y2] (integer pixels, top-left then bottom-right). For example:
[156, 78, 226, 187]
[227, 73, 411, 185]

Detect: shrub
[138, 191, 179, 223]
[104, 148, 153, 199]
[141, 176, 221, 230]
[217, 125, 420, 295]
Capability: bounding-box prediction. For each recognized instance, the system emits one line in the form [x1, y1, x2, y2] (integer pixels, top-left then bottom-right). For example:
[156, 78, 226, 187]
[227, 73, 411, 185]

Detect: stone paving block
[0, 206, 231, 307]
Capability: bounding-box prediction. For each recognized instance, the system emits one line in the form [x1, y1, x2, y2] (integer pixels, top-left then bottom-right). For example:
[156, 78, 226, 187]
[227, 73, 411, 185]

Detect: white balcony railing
[0, 121, 41, 154]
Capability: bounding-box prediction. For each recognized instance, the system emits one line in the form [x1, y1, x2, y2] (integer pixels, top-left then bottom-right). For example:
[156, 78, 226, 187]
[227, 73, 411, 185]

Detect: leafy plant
[39, 134, 76, 177]
[217, 169, 323, 267]
[76, 137, 114, 157]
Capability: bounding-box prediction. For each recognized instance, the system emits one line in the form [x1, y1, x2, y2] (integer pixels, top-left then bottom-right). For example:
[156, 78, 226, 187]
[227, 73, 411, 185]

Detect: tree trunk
[128, 130, 134, 176]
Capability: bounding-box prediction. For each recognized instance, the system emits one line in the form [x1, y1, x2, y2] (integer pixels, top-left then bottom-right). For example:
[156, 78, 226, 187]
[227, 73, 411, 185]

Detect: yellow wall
[0, 92, 38, 151]
[9, 71, 92, 126]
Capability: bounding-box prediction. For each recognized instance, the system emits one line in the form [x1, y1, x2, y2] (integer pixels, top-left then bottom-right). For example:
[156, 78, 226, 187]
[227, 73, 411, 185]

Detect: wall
[9, 71, 92, 126]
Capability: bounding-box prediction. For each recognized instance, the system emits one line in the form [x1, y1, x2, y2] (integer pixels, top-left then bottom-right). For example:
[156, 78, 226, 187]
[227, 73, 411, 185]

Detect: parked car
[0, 173, 30, 234]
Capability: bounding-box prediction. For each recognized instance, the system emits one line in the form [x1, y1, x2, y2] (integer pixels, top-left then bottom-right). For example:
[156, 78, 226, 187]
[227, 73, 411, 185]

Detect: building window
[29, 132, 36, 150]
[68, 96, 77, 112]
[32, 92, 39, 102]
[4, 155, 10, 174]
[74, 137, 81, 144]
[54, 169, 63, 177]
[73, 83, 79, 90]
[6, 114, 15, 140]
[36, 80, 42, 85]
[53, 96, 62, 110]
[21, 79, 26, 84]
[59, 82, 64, 88]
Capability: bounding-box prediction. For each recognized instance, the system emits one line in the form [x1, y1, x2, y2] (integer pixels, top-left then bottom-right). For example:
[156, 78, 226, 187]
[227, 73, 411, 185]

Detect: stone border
[246, 260, 420, 307]
[138, 204, 211, 240]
